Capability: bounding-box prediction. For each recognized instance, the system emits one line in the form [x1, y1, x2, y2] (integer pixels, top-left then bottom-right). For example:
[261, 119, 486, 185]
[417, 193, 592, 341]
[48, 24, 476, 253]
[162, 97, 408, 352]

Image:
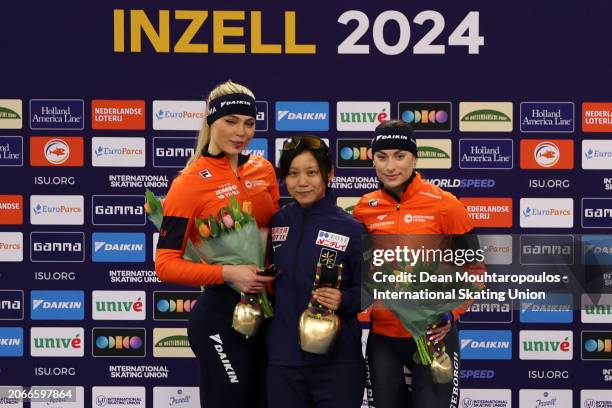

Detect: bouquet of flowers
[365, 258, 483, 383]
[145, 189, 273, 337]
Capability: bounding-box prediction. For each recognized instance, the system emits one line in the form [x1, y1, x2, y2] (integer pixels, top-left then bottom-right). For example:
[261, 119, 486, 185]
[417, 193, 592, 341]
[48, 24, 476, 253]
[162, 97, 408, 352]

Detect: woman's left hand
[313, 288, 342, 311]
[427, 321, 452, 342]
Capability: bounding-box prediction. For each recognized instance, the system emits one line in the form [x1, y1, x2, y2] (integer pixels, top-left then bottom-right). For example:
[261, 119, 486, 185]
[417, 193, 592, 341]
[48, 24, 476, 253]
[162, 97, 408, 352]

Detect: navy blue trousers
[267, 362, 365, 408]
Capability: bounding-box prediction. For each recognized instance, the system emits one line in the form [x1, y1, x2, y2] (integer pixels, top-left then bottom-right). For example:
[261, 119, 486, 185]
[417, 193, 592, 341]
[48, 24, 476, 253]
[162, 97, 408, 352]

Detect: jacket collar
[291, 188, 337, 216]
[382, 171, 418, 203]
[202, 144, 250, 166]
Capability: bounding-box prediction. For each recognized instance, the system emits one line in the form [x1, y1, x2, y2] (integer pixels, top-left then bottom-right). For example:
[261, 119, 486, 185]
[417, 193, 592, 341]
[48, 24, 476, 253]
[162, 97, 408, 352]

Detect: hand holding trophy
[298, 262, 344, 354]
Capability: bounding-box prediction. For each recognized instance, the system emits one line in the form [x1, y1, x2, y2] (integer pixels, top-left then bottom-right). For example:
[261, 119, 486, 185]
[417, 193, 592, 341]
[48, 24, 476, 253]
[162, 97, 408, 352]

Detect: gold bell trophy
[298, 262, 344, 354]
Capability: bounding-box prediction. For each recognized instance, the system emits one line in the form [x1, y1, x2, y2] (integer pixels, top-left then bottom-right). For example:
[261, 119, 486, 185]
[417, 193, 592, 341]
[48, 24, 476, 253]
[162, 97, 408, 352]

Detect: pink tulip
[222, 212, 234, 229]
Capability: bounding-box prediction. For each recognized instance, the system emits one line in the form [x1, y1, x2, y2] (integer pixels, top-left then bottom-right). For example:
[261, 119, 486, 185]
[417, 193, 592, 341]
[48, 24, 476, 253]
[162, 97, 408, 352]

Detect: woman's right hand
[222, 264, 274, 293]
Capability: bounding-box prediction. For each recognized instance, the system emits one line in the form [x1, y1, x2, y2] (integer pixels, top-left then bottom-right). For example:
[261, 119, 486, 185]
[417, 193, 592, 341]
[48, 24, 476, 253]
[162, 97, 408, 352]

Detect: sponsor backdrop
[1, 1, 612, 407]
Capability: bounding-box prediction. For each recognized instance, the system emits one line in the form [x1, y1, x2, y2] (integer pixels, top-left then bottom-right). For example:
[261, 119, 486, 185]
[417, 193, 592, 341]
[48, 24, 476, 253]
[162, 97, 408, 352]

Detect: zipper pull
[396, 203, 400, 211]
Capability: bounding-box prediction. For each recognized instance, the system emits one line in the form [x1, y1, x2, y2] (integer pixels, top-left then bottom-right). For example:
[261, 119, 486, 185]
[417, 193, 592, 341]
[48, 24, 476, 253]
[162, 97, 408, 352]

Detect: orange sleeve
[264, 160, 281, 210]
[351, 197, 367, 225]
[155, 175, 224, 287]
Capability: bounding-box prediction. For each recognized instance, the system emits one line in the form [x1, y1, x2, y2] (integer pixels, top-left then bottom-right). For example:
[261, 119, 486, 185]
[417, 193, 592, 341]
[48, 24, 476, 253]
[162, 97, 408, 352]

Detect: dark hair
[278, 136, 333, 183]
[375, 119, 414, 132]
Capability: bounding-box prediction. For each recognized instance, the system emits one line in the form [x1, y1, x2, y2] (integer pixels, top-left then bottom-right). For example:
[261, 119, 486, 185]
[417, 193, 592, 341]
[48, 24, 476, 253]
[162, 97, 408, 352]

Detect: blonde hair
[182, 80, 255, 172]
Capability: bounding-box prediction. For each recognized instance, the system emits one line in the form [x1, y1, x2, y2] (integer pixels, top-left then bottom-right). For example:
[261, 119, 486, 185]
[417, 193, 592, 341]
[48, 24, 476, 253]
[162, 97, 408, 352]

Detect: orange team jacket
[352, 171, 483, 338]
[155, 151, 280, 287]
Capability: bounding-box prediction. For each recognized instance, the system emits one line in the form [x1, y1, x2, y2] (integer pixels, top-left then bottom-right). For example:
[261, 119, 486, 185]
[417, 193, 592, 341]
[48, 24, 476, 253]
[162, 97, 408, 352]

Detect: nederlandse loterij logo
[459, 102, 513, 132]
[415, 139, 452, 169]
[91, 100, 145, 130]
[0, 100, 22, 129]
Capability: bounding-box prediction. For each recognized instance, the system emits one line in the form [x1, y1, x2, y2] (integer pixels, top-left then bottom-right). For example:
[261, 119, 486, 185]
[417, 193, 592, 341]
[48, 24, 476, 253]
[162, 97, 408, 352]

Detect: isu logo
[44, 139, 70, 164]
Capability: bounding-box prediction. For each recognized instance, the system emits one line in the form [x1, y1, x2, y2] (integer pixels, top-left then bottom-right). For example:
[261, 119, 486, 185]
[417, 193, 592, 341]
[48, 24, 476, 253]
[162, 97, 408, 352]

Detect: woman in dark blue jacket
[266, 136, 365, 408]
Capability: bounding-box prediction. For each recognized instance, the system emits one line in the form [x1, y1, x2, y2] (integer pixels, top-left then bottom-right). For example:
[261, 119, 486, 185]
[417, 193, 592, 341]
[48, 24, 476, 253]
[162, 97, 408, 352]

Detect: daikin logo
[275, 102, 329, 131]
[459, 330, 512, 359]
[0, 327, 23, 356]
[31, 290, 84, 320]
[92, 233, 146, 262]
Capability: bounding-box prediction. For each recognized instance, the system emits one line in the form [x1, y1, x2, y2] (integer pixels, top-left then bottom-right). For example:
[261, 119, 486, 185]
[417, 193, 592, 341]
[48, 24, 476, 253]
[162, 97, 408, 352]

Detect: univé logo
[519, 330, 573, 360]
[336, 101, 390, 131]
[92, 291, 146, 320]
[30, 327, 84, 357]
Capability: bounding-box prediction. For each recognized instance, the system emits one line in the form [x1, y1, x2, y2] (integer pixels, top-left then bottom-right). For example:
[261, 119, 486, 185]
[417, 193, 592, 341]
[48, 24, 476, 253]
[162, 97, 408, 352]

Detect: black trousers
[366, 328, 460, 408]
[267, 362, 365, 408]
[187, 287, 266, 408]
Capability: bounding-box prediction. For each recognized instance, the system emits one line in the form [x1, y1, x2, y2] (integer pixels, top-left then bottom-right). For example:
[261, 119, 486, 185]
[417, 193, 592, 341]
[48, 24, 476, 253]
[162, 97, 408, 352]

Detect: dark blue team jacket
[267, 190, 365, 366]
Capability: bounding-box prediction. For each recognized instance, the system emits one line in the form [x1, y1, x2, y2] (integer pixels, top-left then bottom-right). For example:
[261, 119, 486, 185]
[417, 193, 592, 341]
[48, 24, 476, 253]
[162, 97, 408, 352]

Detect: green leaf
[145, 189, 162, 213]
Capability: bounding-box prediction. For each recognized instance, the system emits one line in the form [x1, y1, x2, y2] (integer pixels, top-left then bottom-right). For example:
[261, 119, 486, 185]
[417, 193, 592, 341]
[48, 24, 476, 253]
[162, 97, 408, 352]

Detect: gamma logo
[582, 198, 612, 228]
[153, 291, 200, 320]
[0, 327, 23, 356]
[31, 290, 84, 320]
[153, 137, 197, 168]
[459, 330, 512, 360]
[92, 195, 146, 226]
[398, 102, 451, 132]
[92, 327, 146, 357]
[459, 300, 513, 323]
[30, 232, 84, 263]
[0, 99, 22, 129]
[92, 233, 146, 262]
[519, 235, 574, 265]
[0, 290, 24, 320]
[582, 331, 612, 360]
[0, 136, 23, 166]
[459, 102, 513, 132]
[275, 101, 329, 131]
[30, 136, 84, 167]
[31, 327, 84, 357]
